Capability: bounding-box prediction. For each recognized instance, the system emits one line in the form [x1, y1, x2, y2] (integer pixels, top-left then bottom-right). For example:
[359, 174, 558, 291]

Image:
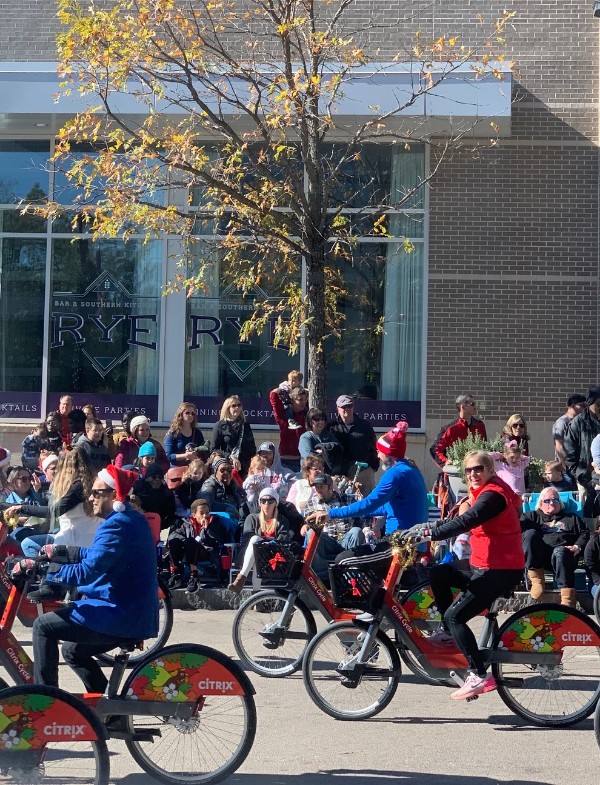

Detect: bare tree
[38, 0, 515, 407]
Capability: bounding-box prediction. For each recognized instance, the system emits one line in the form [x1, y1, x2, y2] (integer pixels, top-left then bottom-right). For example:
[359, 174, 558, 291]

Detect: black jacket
[584, 536, 600, 586]
[210, 420, 256, 476]
[520, 509, 589, 552]
[198, 476, 246, 516]
[328, 414, 378, 474]
[563, 408, 600, 487]
[132, 478, 177, 530]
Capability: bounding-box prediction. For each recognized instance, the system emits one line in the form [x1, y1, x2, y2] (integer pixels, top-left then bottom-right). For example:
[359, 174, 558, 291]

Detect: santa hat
[0, 448, 11, 470]
[376, 421, 409, 459]
[97, 465, 138, 512]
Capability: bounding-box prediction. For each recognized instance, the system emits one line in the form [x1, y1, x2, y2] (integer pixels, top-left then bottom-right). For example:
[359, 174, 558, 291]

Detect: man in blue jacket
[28, 465, 159, 692]
[323, 421, 429, 535]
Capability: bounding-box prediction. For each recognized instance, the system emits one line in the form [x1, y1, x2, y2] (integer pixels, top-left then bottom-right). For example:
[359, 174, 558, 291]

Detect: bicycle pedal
[262, 641, 279, 649]
[465, 695, 479, 703]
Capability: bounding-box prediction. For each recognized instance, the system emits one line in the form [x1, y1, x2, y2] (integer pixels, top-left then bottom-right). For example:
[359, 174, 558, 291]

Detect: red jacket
[269, 390, 306, 459]
[469, 477, 525, 570]
[430, 417, 487, 468]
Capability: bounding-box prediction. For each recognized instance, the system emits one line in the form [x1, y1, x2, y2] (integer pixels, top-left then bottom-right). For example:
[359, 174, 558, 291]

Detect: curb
[170, 586, 595, 614]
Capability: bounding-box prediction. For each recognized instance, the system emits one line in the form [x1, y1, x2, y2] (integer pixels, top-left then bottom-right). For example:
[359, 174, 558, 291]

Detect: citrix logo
[561, 632, 593, 643]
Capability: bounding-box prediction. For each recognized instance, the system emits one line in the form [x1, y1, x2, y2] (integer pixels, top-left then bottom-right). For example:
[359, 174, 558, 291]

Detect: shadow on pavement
[120, 769, 555, 785]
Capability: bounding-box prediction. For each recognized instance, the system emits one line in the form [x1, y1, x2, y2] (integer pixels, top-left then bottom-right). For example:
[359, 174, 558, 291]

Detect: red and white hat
[97, 465, 138, 512]
[376, 421, 409, 460]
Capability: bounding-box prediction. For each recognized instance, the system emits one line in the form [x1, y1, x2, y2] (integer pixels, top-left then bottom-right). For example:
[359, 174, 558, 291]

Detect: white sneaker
[428, 629, 454, 645]
[355, 612, 375, 622]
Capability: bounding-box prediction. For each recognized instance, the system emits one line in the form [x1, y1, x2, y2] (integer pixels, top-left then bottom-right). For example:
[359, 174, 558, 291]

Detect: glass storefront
[0, 139, 427, 427]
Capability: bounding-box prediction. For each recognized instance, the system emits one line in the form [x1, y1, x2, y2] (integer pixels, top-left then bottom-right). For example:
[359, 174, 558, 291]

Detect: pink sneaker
[428, 629, 454, 645]
[450, 672, 497, 700]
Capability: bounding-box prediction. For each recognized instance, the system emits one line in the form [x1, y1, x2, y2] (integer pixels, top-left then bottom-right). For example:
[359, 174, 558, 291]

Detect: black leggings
[429, 562, 523, 675]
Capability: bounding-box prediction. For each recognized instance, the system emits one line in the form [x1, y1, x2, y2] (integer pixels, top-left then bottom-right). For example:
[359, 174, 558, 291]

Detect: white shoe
[355, 612, 375, 622]
[428, 629, 454, 645]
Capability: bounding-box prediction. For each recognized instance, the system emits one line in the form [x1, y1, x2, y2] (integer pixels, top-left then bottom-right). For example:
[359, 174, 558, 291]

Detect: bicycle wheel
[0, 684, 109, 785]
[122, 644, 256, 785]
[593, 587, 600, 626]
[302, 621, 400, 720]
[594, 692, 600, 749]
[492, 603, 600, 727]
[232, 589, 317, 677]
[98, 587, 173, 666]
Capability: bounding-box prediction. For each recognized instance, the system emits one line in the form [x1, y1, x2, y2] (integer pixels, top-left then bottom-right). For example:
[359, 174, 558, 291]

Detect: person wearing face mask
[312, 422, 428, 536]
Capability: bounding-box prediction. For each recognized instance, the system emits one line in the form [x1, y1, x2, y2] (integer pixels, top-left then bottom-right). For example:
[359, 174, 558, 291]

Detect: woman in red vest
[412, 450, 525, 700]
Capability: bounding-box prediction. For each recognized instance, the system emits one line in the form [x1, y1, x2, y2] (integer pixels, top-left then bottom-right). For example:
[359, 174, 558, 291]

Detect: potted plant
[444, 433, 499, 497]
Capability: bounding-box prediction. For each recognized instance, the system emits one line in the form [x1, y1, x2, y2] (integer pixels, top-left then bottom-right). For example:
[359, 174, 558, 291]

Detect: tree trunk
[305, 251, 328, 411]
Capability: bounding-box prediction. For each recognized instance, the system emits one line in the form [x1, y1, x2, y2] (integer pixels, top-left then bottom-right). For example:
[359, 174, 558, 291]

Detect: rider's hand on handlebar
[39, 544, 82, 564]
[10, 558, 40, 580]
[403, 524, 432, 542]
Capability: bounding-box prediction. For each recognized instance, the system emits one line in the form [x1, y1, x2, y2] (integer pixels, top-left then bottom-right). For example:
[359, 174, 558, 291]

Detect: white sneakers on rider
[428, 628, 454, 645]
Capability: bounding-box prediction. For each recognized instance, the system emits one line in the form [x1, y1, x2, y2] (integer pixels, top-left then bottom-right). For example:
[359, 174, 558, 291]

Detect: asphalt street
[10, 607, 598, 785]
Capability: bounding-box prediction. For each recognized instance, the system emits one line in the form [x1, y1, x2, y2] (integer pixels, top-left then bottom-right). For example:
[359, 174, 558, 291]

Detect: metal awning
[0, 61, 512, 138]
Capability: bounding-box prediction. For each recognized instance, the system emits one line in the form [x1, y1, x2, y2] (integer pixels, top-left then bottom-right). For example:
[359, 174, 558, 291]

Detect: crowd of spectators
[1, 380, 600, 604]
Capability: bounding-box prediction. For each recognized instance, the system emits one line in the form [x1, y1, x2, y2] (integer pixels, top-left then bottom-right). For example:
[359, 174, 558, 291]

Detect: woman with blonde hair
[501, 413, 530, 455]
[228, 487, 292, 593]
[210, 395, 256, 478]
[410, 450, 525, 700]
[7, 447, 101, 563]
[164, 402, 206, 467]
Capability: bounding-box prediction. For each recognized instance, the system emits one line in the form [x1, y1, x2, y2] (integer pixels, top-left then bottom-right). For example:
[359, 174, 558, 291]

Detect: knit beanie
[138, 441, 157, 458]
[0, 448, 11, 470]
[212, 458, 232, 473]
[376, 421, 409, 459]
[130, 415, 150, 434]
[97, 465, 138, 512]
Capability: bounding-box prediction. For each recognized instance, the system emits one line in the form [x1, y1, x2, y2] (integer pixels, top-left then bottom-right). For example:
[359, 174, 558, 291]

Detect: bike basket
[253, 541, 301, 585]
[328, 564, 385, 612]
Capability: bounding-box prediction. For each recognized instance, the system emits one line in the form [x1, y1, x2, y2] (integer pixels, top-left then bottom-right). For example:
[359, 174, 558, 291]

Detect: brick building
[0, 1, 597, 484]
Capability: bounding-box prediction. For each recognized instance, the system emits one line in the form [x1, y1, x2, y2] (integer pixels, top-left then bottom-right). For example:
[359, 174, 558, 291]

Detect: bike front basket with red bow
[328, 564, 386, 612]
[253, 541, 301, 586]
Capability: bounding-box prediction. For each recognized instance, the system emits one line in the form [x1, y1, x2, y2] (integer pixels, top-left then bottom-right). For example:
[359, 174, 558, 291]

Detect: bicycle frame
[347, 551, 597, 685]
[0, 574, 251, 729]
[261, 528, 356, 636]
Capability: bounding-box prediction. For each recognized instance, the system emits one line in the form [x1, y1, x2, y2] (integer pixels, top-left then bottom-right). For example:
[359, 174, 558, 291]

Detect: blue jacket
[328, 460, 429, 534]
[164, 427, 205, 466]
[46, 504, 159, 640]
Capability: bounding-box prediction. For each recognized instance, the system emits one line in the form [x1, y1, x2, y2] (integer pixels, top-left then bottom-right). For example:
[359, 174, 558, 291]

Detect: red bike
[0, 551, 257, 784]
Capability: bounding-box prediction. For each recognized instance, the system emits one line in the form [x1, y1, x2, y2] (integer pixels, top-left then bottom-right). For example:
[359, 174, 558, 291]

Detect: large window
[0, 138, 426, 426]
[48, 238, 162, 415]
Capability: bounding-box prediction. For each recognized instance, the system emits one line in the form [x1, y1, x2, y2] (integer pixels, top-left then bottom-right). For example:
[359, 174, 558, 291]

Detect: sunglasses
[169, 477, 183, 484]
[260, 498, 276, 504]
[541, 497, 560, 504]
[464, 465, 485, 474]
[91, 489, 114, 498]
[512, 423, 525, 428]
[183, 411, 195, 416]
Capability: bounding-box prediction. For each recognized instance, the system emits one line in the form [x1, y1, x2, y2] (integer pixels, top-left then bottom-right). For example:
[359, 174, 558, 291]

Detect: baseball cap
[258, 442, 275, 453]
[336, 395, 354, 407]
[310, 473, 332, 487]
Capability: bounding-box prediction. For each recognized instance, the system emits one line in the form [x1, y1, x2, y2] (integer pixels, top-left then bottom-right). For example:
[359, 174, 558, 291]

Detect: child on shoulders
[278, 370, 305, 431]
